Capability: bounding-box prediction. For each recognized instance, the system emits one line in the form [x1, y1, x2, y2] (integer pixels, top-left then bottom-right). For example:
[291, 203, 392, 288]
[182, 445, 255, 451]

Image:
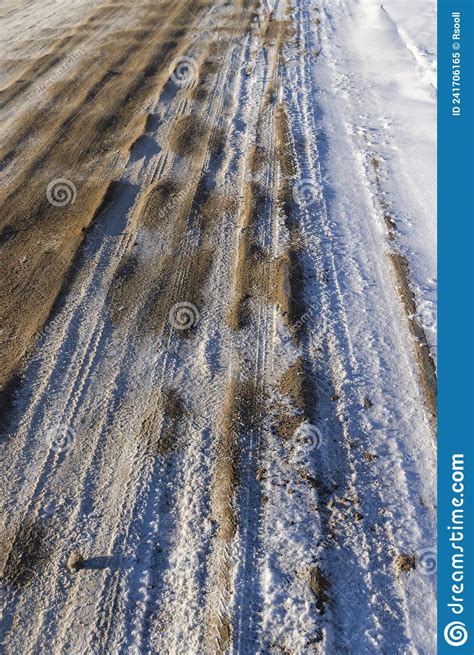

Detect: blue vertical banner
[438, 0, 474, 653]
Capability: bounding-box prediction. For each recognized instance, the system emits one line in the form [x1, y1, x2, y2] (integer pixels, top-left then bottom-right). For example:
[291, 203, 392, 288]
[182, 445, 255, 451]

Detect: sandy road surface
[1, 1, 436, 653]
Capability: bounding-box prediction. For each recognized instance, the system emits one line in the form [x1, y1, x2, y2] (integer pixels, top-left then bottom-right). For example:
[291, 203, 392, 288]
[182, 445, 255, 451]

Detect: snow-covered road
[0, 1, 436, 653]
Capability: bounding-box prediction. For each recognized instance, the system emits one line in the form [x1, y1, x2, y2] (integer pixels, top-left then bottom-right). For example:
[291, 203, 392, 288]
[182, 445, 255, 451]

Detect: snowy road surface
[0, 0, 436, 653]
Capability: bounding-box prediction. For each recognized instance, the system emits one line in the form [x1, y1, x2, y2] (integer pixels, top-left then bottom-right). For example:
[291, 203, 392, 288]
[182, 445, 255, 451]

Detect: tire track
[0, 3, 218, 652]
[52, 4, 257, 653]
[275, 1, 435, 651]
[0, 2, 125, 109]
[202, 5, 301, 651]
[0, 0, 204, 398]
